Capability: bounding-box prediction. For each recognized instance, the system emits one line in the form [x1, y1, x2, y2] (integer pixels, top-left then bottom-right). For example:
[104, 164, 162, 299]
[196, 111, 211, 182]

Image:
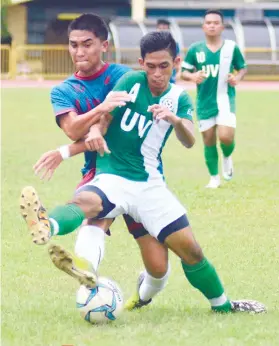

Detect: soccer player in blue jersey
[25, 14, 171, 308]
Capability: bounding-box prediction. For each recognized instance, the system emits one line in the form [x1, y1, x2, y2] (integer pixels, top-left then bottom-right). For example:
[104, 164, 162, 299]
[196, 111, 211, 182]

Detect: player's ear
[101, 40, 109, 52]
[138, 58, 144, 67]
[174, 56, 181, 69]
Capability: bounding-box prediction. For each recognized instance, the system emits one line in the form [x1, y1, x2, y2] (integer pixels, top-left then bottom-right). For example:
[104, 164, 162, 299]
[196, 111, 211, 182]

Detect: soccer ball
[76, 277, 124, 324]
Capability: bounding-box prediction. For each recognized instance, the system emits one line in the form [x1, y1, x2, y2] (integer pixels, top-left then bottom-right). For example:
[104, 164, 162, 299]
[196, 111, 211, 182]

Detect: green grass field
[2, 88, 279, 346]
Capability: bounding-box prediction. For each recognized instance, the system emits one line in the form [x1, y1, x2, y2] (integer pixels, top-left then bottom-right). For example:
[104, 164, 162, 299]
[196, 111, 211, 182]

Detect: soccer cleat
[48, 244, 97, 288]
[20, 186, 51, 245]
[125, 272, 152, 310]
[205, 175, 221, 189]
[231, 300, 267, 314]
[223, 156, 233, 181]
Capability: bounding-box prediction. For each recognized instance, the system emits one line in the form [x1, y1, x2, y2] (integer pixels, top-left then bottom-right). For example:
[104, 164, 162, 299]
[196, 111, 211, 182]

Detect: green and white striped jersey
[96, 71, 193, 182]
[182, 40, 246, 120]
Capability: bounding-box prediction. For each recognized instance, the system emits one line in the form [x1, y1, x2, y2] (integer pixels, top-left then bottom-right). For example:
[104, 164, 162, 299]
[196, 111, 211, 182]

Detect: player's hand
[85, 126, 111, 157]
[227, 73, 239, 86]
[148, 104, 179, 126]
[99, 91, 132, 113]
[33, 150, 63, 181]
[193, 70, 206, 84]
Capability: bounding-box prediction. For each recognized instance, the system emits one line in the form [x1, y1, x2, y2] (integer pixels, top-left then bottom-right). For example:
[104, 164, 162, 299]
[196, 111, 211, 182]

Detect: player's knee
[165, 227, 204, 265]
[202, 128, 216, 146]
[147, 260, 170, 279]
[203, 136, 216, 147]
[186, 244, 204, 264]
[148, 262, 169, 278]
[179, 247, 204, 265]
[71, 191, 103, 218]
[219, 133, 234, 145]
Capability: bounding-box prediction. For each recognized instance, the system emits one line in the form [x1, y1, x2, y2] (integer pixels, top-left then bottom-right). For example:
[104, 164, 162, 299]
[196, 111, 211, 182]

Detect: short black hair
[68, 13, 108, 41]
[157, 18, 171, 27]
[204, 9, 224, 23]
[140, 31, 177, 60]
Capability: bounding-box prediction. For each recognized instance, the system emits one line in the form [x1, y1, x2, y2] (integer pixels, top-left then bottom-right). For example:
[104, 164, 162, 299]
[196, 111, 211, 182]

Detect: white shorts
[76, 174, 188, 242]
[198, 112, 236, 132]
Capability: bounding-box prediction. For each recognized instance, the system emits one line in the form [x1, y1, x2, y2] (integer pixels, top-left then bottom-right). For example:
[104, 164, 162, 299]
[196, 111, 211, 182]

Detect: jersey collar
[74, 63, 109, 80]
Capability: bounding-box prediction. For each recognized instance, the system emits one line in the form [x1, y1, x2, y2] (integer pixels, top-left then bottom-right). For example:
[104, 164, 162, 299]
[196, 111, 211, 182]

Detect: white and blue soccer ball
[76, 277, 124, 324]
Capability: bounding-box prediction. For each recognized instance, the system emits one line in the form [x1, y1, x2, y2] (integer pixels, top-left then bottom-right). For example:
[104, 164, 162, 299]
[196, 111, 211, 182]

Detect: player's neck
[76, 61, 105, 78]
[149, 84, 169, 97]
[206, 36, 223, 50]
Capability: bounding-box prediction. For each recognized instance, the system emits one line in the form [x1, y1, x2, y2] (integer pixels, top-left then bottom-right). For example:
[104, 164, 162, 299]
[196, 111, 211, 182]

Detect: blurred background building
[1, 0, 279, 79]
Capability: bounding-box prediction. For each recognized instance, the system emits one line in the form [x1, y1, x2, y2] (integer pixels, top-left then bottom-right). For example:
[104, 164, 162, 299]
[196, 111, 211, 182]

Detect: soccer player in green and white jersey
[181, 9, 247, 188]
[20, 31, 265, 314]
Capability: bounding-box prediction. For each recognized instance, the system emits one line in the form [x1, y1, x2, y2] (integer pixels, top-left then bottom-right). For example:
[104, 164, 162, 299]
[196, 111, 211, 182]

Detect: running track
[1, 79, 279, 90]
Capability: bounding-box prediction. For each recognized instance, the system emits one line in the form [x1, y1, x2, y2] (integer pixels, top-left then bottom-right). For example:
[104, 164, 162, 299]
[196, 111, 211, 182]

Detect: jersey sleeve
[176, 91, 194, 121]
[232, 45, 247, 70]
[181, 44, 196, 72]
[50, 86, 76, 118]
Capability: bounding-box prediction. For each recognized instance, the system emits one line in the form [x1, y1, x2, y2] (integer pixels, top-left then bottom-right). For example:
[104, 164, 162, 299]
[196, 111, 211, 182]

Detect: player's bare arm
[33, 140, 90, 180]
[227, 68, 247, 86]
[59, 91, 131, 141]
[85, 115, 112, 155]
[173, 118, 195, 148]
[34, 112, 113, 180]
[181, 70, 206, 85]
[149, 104, 195, 148]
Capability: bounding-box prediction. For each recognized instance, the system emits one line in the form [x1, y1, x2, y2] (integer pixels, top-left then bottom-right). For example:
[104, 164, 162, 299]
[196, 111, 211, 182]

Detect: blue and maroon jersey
[51, 63, 130, 176]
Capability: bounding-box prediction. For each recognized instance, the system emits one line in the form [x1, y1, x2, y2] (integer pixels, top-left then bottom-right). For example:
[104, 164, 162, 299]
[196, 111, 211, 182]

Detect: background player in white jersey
[181, 9, 247, 188]
[21, 31, 265, 314]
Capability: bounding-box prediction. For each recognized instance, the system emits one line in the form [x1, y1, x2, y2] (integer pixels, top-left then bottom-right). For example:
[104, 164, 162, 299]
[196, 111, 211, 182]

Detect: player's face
[69, 30, 108, 75]
[202, 14, 224, 37]
[157, 24, 170, 31]
[139, 50, 180, 94]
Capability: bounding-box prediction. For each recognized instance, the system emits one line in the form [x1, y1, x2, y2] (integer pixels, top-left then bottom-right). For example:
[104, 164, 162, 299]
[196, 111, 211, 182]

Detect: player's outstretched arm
[33, 129, 111, 181]
[33, 140, 90, 180]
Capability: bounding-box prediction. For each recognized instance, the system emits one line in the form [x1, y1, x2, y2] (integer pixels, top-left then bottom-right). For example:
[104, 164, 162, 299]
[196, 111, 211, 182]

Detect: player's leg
[218, 124, 235, 181]
[20, 186, 103, 244]
[200, 119, 220, 188]
[137, 185, 231, 312]
[164, 225, 265, 313]
[70, 168, 110, 274]
[20, 175, 121, 244]
[137, 185, 266, 313]
[48, 218, 113, 288]
[47, 168, 113, 285]
[123, 214, 170, 310]
[164, 224, 233, 312]
[136, 235, 170, 303]
[74, 218, 109, 273]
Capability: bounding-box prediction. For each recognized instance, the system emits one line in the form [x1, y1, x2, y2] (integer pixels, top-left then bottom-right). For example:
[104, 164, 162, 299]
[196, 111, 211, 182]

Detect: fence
[1, 44, 279, 80]
[1, 45, 12, 79]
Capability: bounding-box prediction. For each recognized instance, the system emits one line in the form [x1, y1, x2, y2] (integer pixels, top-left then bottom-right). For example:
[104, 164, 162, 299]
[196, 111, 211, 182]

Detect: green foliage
[1, 6, 10, 38]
